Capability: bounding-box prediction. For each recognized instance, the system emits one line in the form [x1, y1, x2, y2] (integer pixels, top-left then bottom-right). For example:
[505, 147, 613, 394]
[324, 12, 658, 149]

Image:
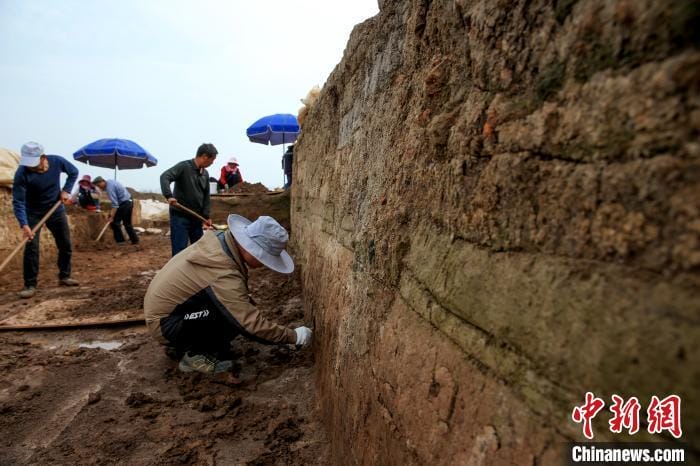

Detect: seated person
[75, 175, 101, 211]
[218, 157, 243, 192]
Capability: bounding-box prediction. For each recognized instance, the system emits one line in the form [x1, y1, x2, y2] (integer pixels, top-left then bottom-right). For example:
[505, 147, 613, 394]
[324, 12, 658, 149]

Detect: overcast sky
[0, 0, 378, 191]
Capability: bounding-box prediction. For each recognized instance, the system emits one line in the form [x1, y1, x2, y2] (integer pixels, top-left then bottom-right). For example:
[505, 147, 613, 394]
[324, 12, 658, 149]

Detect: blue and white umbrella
[246, 113, 300, 146]
[246, 114, 300, 186]
[73, 138, 157, 179]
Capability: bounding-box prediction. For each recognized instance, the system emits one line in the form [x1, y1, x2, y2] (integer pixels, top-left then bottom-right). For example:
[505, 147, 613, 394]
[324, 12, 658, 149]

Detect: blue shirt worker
[12, 141, 80, 298]
[160, 143, 217, 256]
[93, 176, 139, 246]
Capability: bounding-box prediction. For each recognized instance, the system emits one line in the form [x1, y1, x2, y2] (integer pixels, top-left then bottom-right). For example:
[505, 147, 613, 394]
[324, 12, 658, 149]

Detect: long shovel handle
[0, 200, 63, 274]
[173, 202, 208, 224]
[173, 202, 226, 231]
[95, 219, 112, 242]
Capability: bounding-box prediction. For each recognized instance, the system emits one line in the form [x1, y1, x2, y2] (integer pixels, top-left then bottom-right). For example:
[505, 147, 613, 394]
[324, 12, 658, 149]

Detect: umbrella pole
[114, 152, 117, 180]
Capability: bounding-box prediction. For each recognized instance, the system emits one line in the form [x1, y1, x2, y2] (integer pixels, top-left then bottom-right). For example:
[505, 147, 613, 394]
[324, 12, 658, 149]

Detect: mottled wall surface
[291, 0, 699, 463]
[209, 192, 290, 229]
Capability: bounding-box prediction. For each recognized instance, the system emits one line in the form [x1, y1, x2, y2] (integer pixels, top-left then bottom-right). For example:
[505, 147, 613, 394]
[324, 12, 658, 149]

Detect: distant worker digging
[12, 142, 80, 298]
[93, 176, 139, 246]
[160, 143, 217, 256]
[144, 214, 312, 374]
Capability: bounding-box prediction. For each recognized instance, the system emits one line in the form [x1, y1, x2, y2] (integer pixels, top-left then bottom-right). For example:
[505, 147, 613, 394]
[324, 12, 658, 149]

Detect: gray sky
[0, 0, 378, 191]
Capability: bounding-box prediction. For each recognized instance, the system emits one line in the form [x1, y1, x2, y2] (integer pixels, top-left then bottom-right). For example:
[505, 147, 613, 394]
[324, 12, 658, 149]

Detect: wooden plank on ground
[0, 317, 145, 331]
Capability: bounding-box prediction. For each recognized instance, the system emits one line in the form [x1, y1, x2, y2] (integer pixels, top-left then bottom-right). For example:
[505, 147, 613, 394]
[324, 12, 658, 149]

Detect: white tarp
[139, 199, 169, 221]
[0, 148, 20, 187]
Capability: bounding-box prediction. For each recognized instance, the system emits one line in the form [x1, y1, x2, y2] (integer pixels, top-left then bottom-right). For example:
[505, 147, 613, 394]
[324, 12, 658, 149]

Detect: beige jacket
[144, 230, 296, 344]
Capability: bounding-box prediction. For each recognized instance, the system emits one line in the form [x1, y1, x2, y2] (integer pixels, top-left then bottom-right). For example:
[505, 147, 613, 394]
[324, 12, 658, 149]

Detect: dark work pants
[170, 213, 203, 256]
[23, 210, 72, 288]
[112, 200, 139, 244]
[78, 193, 99, 209]
[159, 288, 239, 357]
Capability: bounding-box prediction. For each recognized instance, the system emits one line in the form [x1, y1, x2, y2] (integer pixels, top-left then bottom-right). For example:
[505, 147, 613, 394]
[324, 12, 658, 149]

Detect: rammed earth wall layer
[291, 0, 699, 463]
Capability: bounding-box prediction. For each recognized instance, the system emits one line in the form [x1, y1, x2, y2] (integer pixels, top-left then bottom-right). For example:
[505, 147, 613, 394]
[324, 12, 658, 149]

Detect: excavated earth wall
[291, 0, 699, 463]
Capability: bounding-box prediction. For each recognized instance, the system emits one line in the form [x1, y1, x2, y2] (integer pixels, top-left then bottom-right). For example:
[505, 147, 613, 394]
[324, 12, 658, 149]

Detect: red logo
[647, 395, 682, 438]
[609, 394, 641, 435]
[572, 392, 606, 439]
[572, 393, 683, 440]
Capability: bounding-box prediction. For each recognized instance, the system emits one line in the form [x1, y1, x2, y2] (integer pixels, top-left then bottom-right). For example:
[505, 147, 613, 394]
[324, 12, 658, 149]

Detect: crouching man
[144, 214, 312, 374]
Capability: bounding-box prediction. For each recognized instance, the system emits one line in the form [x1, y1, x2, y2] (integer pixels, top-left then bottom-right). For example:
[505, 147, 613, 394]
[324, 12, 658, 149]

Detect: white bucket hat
[20, 142, 44, 167]
[228, 156, 239, 165]
[227, 214, 294, 273]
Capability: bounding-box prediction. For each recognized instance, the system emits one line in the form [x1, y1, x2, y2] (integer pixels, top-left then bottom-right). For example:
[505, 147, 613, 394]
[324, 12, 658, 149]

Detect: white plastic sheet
[139, 199, 169, 221]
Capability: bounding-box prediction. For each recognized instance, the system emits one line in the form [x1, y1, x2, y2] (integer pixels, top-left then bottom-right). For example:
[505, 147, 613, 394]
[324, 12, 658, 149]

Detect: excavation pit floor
[0, 235, 328, 465]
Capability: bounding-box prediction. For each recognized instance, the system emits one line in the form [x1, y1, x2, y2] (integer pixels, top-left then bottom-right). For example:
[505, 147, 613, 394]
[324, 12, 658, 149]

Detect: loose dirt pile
[229, 182, 269, 194]
[0, 233, 327, 464]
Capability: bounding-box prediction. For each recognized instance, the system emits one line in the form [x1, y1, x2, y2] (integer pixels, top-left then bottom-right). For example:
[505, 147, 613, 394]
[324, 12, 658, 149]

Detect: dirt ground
[0, 234, 328, 465]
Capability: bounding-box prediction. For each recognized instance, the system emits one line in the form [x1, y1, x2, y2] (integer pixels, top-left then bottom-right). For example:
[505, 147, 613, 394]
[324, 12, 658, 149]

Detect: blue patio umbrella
[73, 138, 157, 179]
[246, 113, 300, 146]
[246, 114, 300, 186]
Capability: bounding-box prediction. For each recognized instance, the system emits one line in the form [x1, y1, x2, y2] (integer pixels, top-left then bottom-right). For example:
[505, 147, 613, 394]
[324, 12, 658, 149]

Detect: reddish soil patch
[0, 233, 327, 464]
[0, 236, 169, 325]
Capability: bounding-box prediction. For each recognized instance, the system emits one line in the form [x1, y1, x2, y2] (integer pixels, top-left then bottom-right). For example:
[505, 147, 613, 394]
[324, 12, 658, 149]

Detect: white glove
[294, 326, 313, 346]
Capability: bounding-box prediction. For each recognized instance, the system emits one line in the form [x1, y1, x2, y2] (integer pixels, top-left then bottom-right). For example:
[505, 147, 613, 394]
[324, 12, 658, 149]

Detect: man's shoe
[59, 278, 79, 287]
[178, 352, 233, 374]
[18, 287, 36, 299]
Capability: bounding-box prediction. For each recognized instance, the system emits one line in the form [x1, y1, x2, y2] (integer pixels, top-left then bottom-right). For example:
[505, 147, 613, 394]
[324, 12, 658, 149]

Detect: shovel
[0, 200, 63, 274]
[95, 219, 112, 242]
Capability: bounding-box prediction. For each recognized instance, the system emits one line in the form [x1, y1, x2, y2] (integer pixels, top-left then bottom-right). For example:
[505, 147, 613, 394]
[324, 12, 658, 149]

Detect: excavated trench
[0, 193, 328, 465]
[2, 1, 699, 464]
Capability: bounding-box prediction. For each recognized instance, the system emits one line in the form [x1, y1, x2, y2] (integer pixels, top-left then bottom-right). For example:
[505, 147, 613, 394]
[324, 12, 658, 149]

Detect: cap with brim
[19, 142, 44, 167]
[227, 214, 294, 274]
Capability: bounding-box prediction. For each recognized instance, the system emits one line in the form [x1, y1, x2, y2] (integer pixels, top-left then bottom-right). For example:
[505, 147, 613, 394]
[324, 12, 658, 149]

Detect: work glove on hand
[294, 326, 313, 347]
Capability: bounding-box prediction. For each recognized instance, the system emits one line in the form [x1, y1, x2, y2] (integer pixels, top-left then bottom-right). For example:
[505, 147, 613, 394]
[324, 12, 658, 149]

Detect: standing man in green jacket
[160, 143, 217, 256]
